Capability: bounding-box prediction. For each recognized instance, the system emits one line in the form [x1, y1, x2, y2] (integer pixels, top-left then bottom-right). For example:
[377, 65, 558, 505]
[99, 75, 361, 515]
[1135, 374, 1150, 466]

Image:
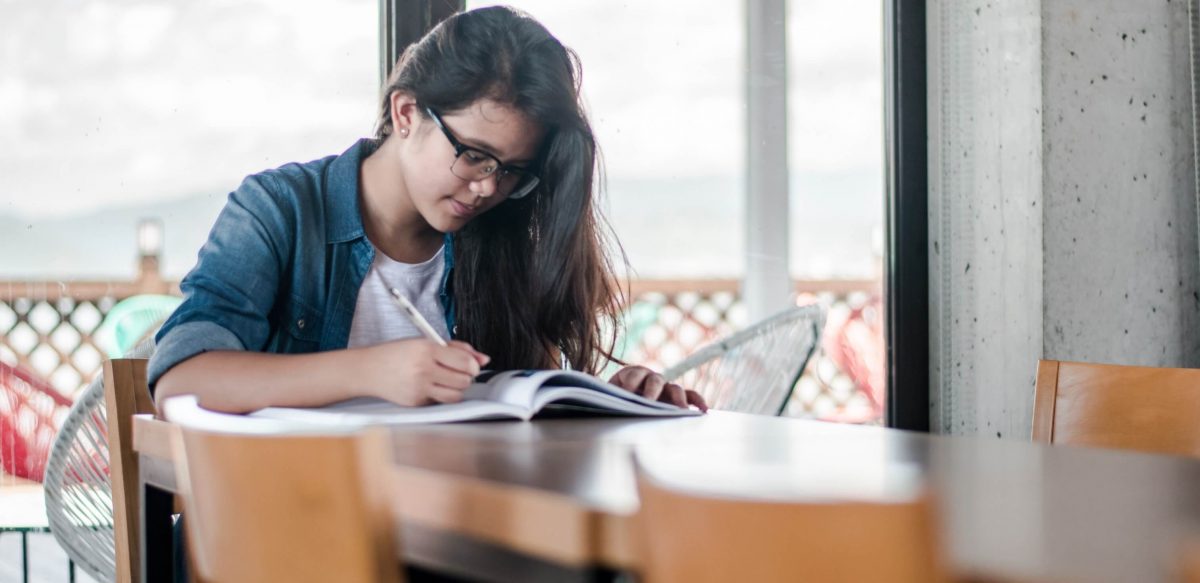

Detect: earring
[399, 128, 409, 137]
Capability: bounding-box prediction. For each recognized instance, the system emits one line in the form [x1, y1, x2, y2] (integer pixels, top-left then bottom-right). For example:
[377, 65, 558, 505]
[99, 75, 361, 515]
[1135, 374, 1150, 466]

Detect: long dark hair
[376, 6, 626, 373]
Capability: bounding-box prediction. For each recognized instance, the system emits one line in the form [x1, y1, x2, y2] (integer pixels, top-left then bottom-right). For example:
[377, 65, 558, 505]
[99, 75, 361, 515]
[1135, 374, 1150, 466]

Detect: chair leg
[21, 531, 28, 583]
[69, 558, 76, 583]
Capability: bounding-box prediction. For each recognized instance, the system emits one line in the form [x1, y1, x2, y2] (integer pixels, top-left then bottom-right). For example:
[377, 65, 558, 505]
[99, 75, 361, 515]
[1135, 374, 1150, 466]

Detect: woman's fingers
[611, 366, 706, 410]
[611, 366, 653, 393]
[431, 365, 474, 391]
[662, 383, 688, 408]
[433, 343, 482, 377]
[426, 385, 467, 404]
[640, 373, 668, 402]
[449, 340, 491, 366]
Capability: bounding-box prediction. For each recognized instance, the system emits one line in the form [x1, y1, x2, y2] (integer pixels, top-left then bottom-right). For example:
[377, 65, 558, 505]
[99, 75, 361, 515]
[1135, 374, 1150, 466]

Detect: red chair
[820, 295, 885, 424]
[0, 362, 71, 482]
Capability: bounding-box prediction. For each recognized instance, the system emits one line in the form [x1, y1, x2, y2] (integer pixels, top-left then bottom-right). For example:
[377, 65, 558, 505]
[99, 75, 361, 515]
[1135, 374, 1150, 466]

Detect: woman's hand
[608, 365, 708, 412]
[358, 339, 490, 406]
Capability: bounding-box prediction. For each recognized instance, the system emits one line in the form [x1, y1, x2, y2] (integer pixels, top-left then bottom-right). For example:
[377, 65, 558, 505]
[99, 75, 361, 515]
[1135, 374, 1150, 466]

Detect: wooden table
[134, 412, 1200, 582]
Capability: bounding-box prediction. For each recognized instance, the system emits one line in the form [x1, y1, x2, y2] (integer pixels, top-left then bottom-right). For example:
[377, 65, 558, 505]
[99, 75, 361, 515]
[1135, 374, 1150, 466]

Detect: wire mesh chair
[663, 304, 825, 416]
[43, 339, 156, 583]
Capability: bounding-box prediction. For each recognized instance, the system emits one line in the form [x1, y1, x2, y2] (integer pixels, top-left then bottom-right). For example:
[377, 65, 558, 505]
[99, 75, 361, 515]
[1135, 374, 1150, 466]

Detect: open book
[250, 369, 701, 426]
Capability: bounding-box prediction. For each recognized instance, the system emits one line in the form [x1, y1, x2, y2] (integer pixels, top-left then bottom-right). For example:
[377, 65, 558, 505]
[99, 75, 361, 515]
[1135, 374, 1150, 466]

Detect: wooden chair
[633, 462, 949, 583]
[44, 348, 156, 583]
[1033, 360, 1200, 457]
[1180, 540, 1200, 583]
[162, 395, 401, 583]
[106, 358, 158, 583]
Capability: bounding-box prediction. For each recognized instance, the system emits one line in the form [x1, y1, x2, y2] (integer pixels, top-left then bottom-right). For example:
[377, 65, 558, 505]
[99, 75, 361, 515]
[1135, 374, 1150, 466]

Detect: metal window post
[380, 0, 464, 83]
[884, 0, 929, 431]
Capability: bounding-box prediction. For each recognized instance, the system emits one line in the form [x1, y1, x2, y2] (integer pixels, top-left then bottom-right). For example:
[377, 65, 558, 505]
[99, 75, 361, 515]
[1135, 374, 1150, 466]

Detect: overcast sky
[0, 0, 882, 219]
[477, 0, 884, 176]
[0, 0, 883, 281]
[1, 0, 378, 218]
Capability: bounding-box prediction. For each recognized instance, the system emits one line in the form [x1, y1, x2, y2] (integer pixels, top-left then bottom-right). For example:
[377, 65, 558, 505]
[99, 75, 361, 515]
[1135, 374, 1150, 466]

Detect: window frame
[883, 0, 930, 431]
[386, 0, 930, 430]
[379, 0, 463, 82]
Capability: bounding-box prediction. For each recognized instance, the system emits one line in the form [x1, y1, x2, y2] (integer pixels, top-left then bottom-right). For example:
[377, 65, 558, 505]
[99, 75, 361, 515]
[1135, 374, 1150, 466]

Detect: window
[470, 1, 886, 422]
[0, 0, 378, 393]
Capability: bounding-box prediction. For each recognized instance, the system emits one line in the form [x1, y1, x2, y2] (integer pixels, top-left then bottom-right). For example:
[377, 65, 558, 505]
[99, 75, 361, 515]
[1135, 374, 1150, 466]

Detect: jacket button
[297, 319, 306, 329]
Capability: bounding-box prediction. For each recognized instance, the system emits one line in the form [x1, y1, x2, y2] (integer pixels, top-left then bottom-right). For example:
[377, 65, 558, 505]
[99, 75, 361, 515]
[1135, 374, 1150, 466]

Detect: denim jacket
[148, 139, 456, 391]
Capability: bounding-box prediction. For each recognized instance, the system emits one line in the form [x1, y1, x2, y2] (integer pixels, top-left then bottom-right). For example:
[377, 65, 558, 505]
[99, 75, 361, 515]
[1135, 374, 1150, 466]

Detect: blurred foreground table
[134, 411, 1200, 583]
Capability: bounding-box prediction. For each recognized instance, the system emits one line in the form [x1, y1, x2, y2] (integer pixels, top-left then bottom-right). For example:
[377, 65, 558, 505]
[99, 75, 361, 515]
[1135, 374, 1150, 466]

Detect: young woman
[150, 6, 707, 414]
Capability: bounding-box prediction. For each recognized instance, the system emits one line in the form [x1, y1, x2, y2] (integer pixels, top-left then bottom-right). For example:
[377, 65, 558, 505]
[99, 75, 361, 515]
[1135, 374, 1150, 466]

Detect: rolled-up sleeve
[148, 174, 292, 391]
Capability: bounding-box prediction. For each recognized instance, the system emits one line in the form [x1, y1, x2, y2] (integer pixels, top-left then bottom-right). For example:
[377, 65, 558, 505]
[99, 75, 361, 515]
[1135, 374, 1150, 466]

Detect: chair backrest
[820, 295, 885, 422]
[1033, 360, 1200, 457]
[1176, 539, 1200, 583]
[663, 304, 825, 415]
[43, 371, 118, 582]
[44, 344, 156, 583]
[105, 358, 157, 583]
[163, 396, 400, 583]
[633, 466, 948, 583]
[1180, 540, 1200, 583]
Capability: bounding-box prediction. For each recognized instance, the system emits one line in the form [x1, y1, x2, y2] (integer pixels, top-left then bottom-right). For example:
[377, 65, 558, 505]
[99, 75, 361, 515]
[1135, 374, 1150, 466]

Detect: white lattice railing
[620, 279, 883, 424]
[0, 268, 883, 424]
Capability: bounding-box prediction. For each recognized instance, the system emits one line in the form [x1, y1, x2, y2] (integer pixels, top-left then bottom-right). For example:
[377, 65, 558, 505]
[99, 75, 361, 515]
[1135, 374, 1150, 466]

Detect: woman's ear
[389, 92, 420, 136]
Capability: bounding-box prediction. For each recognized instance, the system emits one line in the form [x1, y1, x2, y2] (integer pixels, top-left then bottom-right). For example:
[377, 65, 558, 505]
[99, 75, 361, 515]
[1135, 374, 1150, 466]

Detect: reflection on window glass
[0, 1, 377, 397]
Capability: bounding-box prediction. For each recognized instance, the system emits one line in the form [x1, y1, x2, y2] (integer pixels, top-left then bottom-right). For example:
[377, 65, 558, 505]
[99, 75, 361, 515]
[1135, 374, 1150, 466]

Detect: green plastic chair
[600, 300, 662, 378]
[94, 294, 181, 358]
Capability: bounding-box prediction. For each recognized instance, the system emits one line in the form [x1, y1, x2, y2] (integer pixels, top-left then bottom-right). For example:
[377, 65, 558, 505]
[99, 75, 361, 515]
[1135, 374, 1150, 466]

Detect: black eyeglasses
[423, 106, 540, 200]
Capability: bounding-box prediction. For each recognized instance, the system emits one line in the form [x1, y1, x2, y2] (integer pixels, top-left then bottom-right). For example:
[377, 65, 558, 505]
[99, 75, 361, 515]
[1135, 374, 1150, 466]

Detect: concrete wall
[928, 0, 1199, 437]
[929, 0, 1045, 436]
[1042, 0, 1200, 367]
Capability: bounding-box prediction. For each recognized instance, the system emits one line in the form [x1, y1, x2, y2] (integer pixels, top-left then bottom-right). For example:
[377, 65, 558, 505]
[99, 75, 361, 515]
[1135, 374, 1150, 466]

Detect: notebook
[250, 369, 701, 426]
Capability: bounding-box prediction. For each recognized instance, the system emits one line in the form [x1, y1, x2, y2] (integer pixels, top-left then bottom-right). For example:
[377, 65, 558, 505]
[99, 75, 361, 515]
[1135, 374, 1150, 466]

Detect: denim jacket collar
[324, 138, 376, 244]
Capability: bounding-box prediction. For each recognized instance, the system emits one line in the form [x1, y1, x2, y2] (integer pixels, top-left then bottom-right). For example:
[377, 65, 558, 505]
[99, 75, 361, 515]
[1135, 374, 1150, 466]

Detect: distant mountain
[0, 192, 228, 280]
[0, 172, 880, 283]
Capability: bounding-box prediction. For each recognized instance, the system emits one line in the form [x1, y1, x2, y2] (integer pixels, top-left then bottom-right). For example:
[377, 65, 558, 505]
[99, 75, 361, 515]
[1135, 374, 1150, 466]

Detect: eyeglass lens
[451, 152, 533, 196]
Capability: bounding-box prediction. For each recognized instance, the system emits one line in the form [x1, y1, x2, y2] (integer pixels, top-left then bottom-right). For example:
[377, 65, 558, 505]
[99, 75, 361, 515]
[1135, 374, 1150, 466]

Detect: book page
[528, 370, 699, 416]
[531, 386, 700, 417]
[463, 370, 545, 409]
[251, 397, 529, 426]
[247, 369, 699, 427]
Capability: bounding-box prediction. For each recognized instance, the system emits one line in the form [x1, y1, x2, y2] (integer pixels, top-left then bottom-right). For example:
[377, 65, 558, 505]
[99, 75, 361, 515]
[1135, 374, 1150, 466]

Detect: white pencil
[388, 287, 449, 347]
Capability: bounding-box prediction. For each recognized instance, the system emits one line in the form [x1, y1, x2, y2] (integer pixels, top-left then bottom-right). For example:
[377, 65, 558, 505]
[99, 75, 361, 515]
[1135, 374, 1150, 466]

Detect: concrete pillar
[1042, 0, 1200, 367]
[929, 0, 1199, 437]
[928, 0, 1045, 436]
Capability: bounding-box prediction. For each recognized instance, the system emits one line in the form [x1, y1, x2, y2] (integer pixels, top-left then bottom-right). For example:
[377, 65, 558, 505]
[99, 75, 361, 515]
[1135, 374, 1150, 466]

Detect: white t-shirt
[347, 245, 451, 348]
